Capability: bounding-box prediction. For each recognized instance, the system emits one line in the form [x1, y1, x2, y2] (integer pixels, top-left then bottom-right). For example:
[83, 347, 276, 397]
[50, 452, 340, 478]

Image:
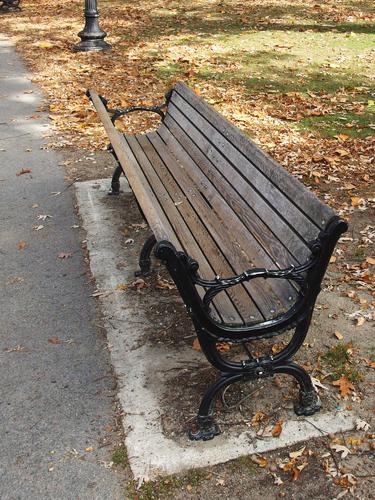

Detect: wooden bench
[87, 82, 348, 441]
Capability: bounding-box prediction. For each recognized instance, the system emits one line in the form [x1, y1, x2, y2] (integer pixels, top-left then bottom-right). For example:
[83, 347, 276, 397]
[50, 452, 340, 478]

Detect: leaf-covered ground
[1, 0, 374, 497]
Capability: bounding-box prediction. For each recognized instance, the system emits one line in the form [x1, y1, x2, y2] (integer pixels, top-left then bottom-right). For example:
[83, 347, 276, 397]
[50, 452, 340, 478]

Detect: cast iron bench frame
[87, 83, 348, 441]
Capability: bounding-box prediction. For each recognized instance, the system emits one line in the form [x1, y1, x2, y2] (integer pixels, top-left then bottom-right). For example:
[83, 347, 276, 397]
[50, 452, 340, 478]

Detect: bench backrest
[162, 82, 335, 269]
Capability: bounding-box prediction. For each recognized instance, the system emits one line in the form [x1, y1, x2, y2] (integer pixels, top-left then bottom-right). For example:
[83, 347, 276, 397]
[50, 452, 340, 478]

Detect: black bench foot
[108, 164, 123, 196]
[135, 234, 157, 277]
[294, 389, 321, 416]
[189, 416, 220, 441]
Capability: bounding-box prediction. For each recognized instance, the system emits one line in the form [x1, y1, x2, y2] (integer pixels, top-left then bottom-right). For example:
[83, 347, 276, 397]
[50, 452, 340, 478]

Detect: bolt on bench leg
[108, 164, 123, 196]
[135, 234, 157, 277]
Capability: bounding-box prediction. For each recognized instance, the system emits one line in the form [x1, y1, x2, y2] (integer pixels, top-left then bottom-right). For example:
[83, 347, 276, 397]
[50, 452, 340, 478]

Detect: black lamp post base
[74, 0, 111, 53]
[73, 39, 111, 52]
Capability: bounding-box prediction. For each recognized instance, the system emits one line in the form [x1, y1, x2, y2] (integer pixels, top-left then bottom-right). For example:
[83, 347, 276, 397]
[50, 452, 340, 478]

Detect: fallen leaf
[332, 376, 355, 396]
[217, 342, 230, 352]
[356, 316, 365, 327]
[331, 444, 351, 458]
[351, 197, 362, 207]
[48, 336, 62, 345]
[251, 455, 268, 468]
[85, 446, 94, 452]
[4, 345, 28, 352]
[57, 252, 73, 259]
[192, 338, 201, 351]
[16, 168, 32, 176]
[131, 278, 149, 290]
[334, 330, 344, 340]
[289, 446, 306, 459]
[251, 411, 268, 427]
[156, 278, 176, 290]
[34, 41, 54, 49]
[18, 240, 27, 250]
[115, 283, 129, 290]
[272, 420, 283, 437]
[366, 257, 375, 265]
[355, 419, 370, 432]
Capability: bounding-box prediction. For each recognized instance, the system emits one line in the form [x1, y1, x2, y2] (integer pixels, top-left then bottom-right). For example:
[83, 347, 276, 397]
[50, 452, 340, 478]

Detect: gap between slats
[151, 128, 299, 313]
[172, 82, 335, 231]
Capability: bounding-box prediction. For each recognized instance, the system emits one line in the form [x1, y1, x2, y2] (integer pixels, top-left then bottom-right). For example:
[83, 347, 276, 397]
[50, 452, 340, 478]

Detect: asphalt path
[0, 37, 124, 499]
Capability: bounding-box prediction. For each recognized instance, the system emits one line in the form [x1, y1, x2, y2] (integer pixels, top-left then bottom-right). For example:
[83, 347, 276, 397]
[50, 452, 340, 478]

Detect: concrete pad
[75, 178, 356, 482]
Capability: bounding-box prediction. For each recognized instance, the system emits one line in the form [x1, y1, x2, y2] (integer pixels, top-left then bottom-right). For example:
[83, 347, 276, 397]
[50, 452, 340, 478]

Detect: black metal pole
[73, 0, 111, 52]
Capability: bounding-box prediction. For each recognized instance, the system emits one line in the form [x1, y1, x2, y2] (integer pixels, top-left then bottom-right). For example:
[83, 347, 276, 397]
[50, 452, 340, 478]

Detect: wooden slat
[148, 131, 297, 315]
[163, 106, 312, 262]
[158, 121, 308, 266]
[132, 134, 263, 323]
[88, 90, 177, 245]
[125, 135, 250, 324]
[167, 96, 318, 244]
[172, 82, 335, 231]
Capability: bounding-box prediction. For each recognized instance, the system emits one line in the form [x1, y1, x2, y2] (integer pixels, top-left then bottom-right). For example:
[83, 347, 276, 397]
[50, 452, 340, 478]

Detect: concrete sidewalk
[0, 37, 124, 499]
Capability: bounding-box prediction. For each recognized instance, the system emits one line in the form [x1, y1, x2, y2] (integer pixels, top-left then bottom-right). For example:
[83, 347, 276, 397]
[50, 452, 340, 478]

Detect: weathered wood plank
[150, 130, 298, 314]
[133, 134, 264, 323]
[125, 134, 250, 324]
[163, 106, 313, 262]
[172, 82, 335, 230]
[158, 121, 308, 266]
[88, 90, 178, 245]
[167, 97, 318, 243]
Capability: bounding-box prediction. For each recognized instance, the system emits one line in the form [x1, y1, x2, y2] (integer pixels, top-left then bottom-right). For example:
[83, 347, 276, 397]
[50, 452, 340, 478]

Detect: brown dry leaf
[366, 257, 375, 265]
[336, 133, 350, 141]
[332, 376, 355, 396]
[351, 196, 362, 207]
[334, 330, 344, 340]
[251, 411, 268, 427]
[156, 279, 176, 290]
[329, 256, 337, 263]
[57, 252, 73, 259]
[272, 420, 283, 437]
[356, 316, 365, 327]
[217, 342, 231, 352]
[16, 168, 32, 176]
[116, 283, 129, 291]
[4, 345, 28, 353]
[192, 338, 201, 351]
[18, 240, 27, 250]
[289, 446, 306, 459]
[48, 336, 61, 345]
[251, 455, 268, 468]
[131, 278, 149, 290]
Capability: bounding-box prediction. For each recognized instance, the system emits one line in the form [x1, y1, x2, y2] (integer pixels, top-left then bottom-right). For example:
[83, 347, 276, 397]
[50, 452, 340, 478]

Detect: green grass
[111, 447, 127, 468]
[126, 470, 205, 499]
[298, 109, 375, 139]
[323, 343, 363, 382]
[133, 1, 375, 139]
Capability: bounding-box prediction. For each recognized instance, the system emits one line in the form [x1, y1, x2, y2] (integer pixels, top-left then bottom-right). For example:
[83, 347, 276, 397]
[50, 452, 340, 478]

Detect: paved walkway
[0, 37, 124, 499]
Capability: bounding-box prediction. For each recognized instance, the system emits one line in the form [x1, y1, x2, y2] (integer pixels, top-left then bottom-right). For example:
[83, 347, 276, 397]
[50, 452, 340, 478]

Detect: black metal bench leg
[274, 362, 321, 416]
[135, 234, 157, 277]
[108, 164, 123, 196]
[189, 373, 243, 441]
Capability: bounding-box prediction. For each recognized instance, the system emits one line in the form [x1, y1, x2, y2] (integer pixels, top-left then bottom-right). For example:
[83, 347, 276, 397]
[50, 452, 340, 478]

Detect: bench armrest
[195, 256, 318, 311]
[86, 90, 166, 124]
